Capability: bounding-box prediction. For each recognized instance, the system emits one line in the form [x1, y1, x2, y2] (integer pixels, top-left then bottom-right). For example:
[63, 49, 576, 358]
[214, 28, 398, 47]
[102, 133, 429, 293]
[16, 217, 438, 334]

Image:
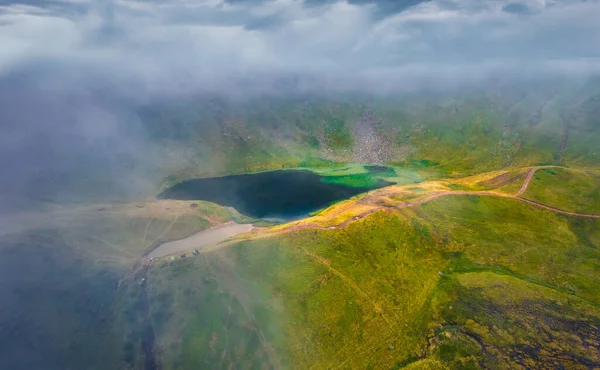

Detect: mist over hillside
[1, 0, 600, 209]
[1, 1, 600, 370]
[2, 73, 600, 210]
[1, 0, 599, 210]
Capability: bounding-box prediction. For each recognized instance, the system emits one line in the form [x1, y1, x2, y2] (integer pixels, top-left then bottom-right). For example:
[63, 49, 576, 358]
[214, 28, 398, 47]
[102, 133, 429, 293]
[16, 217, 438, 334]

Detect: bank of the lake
[158, 169, 393, 220]
[147, 222, 254, 259]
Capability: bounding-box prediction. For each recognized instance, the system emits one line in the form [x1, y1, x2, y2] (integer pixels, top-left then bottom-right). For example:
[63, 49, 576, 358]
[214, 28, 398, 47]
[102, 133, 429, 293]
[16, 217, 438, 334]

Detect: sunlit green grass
[413, 196, 600, 304]
[144, 193, 600, 369]
[427, 272, 600, 369]
[522, 167, 600, 214]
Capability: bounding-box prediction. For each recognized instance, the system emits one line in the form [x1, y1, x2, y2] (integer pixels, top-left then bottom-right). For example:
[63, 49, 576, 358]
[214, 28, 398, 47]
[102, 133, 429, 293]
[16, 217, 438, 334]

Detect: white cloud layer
[1, 0, 599, 208]
[0, 0, 599, 93]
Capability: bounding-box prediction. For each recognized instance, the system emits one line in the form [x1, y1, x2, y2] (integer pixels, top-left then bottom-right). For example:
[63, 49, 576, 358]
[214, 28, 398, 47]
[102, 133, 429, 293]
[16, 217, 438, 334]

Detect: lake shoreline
[146, 222, 254, 259]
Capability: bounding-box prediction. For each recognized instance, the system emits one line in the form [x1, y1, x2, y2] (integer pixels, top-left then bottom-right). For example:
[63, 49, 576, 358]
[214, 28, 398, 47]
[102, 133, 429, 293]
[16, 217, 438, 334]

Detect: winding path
[150, 167, 599, 257]
[134, 165, 599, 369]
[282, 167, 599, 234]
[516, 166, 538, 196]
[133, 166, 599, 370]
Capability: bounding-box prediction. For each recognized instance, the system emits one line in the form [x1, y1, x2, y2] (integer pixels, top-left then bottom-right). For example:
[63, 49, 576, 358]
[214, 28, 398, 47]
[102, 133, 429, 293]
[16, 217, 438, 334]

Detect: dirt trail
[131, 165, 598, 369]
[205, 254, 282, 369]
[143, 215, 179, 250]
[279, 167, 599, 234]
[516, 167, 538, 196]
[196, 166, 600, 253]
[299, 246, 396, 327]
[515, 198, 600, 218]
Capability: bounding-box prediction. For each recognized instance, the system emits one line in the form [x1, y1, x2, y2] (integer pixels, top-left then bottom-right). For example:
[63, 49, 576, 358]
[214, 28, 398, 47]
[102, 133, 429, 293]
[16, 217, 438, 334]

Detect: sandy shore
[148, 222, 254, 259]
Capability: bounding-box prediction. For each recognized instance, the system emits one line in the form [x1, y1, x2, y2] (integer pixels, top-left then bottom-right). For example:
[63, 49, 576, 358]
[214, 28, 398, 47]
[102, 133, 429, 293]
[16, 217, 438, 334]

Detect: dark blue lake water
[158, 169, 391, 220]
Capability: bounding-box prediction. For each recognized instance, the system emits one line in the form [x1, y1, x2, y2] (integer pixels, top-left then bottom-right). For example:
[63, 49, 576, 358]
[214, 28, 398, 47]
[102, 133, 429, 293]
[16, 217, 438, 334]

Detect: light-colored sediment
[147, 222, 254, 259]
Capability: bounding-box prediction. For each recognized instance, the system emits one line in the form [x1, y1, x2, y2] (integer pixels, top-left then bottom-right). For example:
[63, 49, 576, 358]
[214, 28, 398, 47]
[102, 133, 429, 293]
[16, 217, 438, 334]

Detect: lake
[158, 169, 391, 220]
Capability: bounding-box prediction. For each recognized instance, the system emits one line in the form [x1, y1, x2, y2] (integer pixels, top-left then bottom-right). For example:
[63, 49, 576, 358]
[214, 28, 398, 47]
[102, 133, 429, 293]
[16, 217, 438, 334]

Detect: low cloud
[1, 0, 599, 93]
[0, 0, 599, 208]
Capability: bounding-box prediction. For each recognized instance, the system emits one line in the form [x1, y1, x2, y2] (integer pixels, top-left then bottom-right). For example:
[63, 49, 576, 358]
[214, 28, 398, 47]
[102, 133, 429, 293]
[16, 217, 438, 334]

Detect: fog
[1, 0, 600, 209]
[0, 3, 599, 369]
[2, 0, 600, 88]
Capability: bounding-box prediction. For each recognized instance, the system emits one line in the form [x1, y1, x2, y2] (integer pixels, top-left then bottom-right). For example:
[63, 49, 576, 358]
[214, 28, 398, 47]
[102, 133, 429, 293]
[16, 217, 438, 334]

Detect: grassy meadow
[141, 192, 600, 369]
[522, 167, 600, 214]
[3, 161, 598, 370]
[3, 84, 600, 369]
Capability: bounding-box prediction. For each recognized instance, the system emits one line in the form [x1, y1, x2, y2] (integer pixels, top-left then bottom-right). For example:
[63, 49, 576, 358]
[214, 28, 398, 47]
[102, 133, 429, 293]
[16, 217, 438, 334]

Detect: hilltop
[140, 79, 600, 189]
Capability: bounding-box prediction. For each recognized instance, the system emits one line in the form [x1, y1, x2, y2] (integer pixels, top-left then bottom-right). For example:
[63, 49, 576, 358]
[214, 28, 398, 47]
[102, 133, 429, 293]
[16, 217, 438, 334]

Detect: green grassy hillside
[143, 83, 600, 188]
[521, 168, 600, 214]
[5, 165, 599, 369]
[3, 169, 599, 369]
[2, 82, 600, 370]
[139, 194, 600, 369]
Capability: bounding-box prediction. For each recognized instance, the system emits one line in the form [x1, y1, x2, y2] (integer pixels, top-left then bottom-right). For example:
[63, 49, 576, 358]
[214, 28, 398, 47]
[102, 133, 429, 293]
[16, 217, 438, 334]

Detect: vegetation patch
[138, 193, 600, 369]
[321, 173, 388, 188]
[522, 168, 600, 214]
[425, 272, 600, 369]
[476, 169, 527, 192]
